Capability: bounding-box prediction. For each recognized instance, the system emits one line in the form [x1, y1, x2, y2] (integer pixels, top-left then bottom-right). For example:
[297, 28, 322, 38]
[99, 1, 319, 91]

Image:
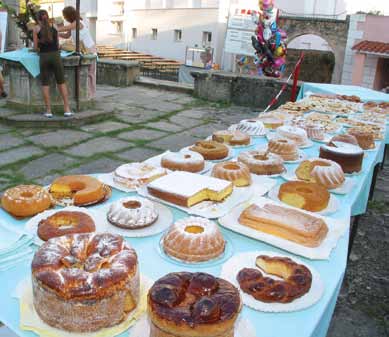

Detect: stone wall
[191, 70, 301, 110]
[4, 55, 96, 113]
[97, 60, 140, 87]
[279, 15, 349, 84]
[286, 49, 335, 83]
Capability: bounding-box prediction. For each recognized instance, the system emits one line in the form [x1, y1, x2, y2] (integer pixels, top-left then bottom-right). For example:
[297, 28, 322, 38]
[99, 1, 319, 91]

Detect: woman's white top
[70, 19, 95, 49]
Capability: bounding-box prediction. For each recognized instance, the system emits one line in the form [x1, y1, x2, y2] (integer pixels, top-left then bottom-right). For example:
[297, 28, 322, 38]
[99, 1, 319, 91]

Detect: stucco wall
[127, 8, 222, 63]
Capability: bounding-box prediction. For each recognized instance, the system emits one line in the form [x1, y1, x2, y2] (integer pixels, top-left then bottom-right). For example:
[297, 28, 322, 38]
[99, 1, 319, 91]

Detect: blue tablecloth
[0, 48, 74, 78]
[0, 133, 385, 337]
[298, 82, 389, 103]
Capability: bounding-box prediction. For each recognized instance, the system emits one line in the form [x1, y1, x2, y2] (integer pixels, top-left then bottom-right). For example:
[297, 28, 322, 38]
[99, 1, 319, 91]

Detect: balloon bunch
[251, 0, 287, 78]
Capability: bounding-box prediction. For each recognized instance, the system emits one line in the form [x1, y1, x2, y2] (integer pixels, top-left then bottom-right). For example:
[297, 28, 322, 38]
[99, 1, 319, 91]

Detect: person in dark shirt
[33, 10, 72, 118]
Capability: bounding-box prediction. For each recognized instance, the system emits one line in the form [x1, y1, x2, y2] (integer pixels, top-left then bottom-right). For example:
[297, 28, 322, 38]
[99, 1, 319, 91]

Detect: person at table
[33, 10, 72, 118]
[57, 6, 97, 99]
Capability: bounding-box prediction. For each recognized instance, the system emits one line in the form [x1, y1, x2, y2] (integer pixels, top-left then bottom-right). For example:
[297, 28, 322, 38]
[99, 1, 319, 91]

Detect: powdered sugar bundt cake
[238, 149, 285, 175]
[161, 150, 205, 173]
[107, 196, 158, 229]
[276, 125, 309, 147]
[211, 161, 252, 187]
[31, 233, 139, 332]
[302, 124, 325, 141]
[268, 138, 299, 161]
[296, 158, 345, 189]
[235, 119, 266, 136]
[162, 217, 226, 262]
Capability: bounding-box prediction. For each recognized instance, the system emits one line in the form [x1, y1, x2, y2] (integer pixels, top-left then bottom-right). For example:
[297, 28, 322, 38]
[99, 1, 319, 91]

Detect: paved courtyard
[0, 84, 387, 336]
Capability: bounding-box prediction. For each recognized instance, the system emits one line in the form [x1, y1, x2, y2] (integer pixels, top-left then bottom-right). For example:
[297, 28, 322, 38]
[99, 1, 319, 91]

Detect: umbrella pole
[75, 0, 80, 112]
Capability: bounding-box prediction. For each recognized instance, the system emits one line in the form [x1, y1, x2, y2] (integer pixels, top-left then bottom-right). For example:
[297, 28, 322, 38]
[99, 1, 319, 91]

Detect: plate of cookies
[220, 251, 324, 312]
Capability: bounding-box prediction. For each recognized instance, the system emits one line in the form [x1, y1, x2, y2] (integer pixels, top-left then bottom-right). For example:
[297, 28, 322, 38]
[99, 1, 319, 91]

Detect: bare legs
[58, 83, 71, 113]
[41, 85, 51, 113]
[41, 83, 71, 116]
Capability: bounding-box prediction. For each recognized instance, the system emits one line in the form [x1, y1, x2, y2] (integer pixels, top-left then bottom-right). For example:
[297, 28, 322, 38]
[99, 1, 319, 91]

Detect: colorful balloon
[252, 0, 287, 78]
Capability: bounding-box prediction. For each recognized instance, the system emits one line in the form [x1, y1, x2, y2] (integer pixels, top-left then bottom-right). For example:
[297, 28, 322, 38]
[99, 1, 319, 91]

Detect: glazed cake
[148, 272, 241, 337]
[147, 171, 233, 207]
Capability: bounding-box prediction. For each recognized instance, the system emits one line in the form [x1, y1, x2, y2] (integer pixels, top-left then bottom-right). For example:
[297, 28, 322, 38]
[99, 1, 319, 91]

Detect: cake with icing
[276, 125, 309, 147]
[147, 171, 233, 207]
[161, 150, 205, 173]
[31, 233, 139, 332]
[114, 163, 166, 189]
[162, 217, 226, 262]
[211, 161, 252, 187]
[107, 196, 158, 229]
[235, 119, 266, 136]
[296, 158, 345, 189]
[319, 142, 364, 173]
[238, 149, 285, 176]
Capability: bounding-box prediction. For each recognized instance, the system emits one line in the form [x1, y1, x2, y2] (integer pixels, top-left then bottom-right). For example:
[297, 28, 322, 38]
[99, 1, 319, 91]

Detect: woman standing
[33, 10, 72, 117]
[57, 6, 97, 99]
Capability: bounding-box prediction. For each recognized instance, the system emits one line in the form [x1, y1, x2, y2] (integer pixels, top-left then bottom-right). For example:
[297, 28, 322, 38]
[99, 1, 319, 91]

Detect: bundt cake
[296, 158, 345, 189]
[211, 161, 252, 187]
[162, 217, 226, 262]
[238, 149, 285, 175]
[107, 196, 158, 229]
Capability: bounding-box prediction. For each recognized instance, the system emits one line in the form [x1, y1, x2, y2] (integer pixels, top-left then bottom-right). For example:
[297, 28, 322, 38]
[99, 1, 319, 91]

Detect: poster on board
[0, 10, 8, 53]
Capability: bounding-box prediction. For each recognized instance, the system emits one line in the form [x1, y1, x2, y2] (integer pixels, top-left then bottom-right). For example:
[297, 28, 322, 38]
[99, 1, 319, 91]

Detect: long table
[0, 130, 386, 337]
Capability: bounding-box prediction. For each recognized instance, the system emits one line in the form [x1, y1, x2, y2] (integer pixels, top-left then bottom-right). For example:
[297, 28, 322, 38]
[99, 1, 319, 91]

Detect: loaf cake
[238, 203, 328, 247]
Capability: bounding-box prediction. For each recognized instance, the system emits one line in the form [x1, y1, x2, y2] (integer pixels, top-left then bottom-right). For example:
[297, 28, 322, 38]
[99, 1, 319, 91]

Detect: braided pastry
[237, 255, 312, 303]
